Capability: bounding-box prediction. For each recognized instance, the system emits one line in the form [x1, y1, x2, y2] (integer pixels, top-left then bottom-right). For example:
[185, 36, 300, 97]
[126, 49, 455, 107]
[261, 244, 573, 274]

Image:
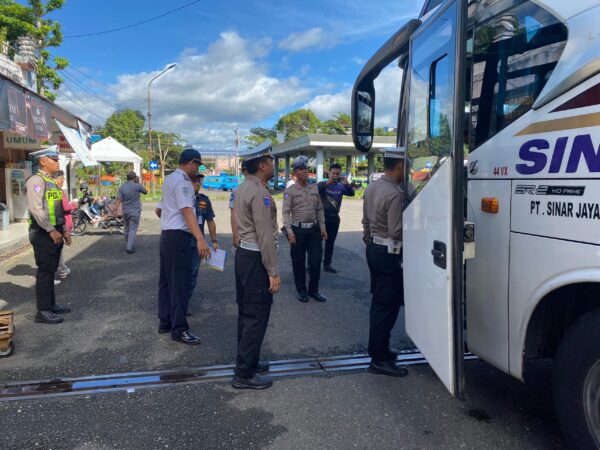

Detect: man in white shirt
[157, 149, 210, 345]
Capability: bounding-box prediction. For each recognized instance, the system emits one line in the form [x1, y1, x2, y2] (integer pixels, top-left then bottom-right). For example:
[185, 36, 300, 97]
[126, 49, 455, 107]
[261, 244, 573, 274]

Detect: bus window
[407, 7, 455, 194]
[469, 0, 568, 149]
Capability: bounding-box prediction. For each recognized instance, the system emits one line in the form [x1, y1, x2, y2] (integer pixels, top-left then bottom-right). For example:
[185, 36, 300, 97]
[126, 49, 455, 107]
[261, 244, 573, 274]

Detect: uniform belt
[239, 240, 260, 251]
[371, 236, 389, 246]
[292, 221, 317, 229]
[372, 236, 402, 255]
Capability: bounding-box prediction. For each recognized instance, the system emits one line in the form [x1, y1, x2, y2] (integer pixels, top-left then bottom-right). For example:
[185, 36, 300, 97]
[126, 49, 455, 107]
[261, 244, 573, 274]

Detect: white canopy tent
[90, 137, 143, 176]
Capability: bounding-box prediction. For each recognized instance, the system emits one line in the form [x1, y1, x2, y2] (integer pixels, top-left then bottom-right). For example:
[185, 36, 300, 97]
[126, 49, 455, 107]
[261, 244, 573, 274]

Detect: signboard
[149, 160, 159, 170]
[2, 132, 41, 150]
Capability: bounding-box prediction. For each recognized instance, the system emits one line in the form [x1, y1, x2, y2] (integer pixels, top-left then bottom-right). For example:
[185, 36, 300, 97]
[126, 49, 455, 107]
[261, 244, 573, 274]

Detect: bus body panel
[508, 234, 600, 379]
[465, 179, 511, 373]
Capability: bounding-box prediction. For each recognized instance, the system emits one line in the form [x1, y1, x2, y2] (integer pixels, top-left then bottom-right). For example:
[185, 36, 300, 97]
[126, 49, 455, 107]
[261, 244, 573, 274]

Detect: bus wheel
[554, 309, 600, 449]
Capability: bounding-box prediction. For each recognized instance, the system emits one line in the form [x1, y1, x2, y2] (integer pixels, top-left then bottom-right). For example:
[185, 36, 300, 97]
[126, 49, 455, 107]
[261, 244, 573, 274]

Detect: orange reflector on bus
[481, 198, 499, 214]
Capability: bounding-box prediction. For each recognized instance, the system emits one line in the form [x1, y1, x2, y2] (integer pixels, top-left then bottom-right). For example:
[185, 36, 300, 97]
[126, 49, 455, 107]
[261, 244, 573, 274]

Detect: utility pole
[234, 129, 240, 178]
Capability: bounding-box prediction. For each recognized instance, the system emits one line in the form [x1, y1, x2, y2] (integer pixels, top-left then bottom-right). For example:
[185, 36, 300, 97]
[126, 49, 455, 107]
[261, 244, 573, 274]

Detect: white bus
[351, 0, 600, 447]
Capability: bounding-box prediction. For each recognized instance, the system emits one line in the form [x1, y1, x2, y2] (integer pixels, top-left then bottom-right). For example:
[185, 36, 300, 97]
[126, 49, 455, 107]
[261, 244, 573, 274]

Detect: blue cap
[179, 148, 202, 164]
[292, 155, 309, 169]
[30, 145, 60, 161]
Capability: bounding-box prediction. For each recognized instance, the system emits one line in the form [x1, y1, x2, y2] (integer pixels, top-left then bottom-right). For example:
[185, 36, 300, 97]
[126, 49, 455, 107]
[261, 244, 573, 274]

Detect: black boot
[368, 360, 408, 377]
[34, 311, 64, 324]
[231, 374, 273, 390]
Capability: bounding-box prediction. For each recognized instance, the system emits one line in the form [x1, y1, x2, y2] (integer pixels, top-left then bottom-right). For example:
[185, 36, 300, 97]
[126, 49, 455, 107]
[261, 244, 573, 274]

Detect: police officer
[26, 147, 71, 324]
[187, 173, 218, 316]
[229, 161, 247, 248]
[232, 140, 280, 390]
[283, 156, 328, 303]
[115, 171, 147, 254]
[157, 148, 210, 345]
[318, 163, 355, 273]
[362, 148, 408, 377]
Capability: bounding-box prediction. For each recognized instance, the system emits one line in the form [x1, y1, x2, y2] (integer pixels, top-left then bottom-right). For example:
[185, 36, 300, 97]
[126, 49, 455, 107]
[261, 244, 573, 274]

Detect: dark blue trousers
[158, 230, 194, 337]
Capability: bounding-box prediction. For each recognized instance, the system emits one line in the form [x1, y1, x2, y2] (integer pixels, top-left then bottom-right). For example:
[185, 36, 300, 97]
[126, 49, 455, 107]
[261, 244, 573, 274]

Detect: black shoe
[126, 249, 135, 254]
[231, 374, 273, 390]
[256, 360, 270, 373]
[308, 292, 327, 302]
[34, 311, 64, 324]
[297, 292, 309, 303]
[51, 304, 71, 314]
[172, 330, 201, 345]
[158, 327, 170, 334]
[368, 360, 408, 377]
[186, 311, 192, 317]
[323, 265, 337, 274]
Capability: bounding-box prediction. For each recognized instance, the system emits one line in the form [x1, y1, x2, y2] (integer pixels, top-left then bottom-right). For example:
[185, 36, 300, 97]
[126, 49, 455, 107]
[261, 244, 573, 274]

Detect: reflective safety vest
[29, 173, 65, 227]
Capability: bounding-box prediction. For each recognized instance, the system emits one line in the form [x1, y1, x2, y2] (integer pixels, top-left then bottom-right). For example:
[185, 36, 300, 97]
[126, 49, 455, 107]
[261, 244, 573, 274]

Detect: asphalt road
[0, 197, 565, 448]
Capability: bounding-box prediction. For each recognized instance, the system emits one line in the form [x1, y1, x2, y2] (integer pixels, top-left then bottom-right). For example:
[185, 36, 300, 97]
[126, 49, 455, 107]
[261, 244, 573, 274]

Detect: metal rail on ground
[0, 351, 477, 402]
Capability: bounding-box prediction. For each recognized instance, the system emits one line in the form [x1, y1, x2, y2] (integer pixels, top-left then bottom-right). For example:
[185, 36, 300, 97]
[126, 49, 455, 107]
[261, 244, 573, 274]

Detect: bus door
[402, 0, 467, 397]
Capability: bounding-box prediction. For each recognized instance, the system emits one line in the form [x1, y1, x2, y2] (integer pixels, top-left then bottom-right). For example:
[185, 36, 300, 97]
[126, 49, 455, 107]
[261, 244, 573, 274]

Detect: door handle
[432, 240, 447, 269]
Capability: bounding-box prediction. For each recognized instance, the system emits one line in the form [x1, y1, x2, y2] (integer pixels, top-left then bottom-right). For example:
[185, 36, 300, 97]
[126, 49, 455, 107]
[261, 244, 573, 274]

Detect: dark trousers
[189, 248, 201, 308]
[235, 247, 273, 378]
[123, 212, 140, 251]
[366, 243, 404, 363]
[158, 230, 194, 337]
[290, 226, 323, 295]
[323, 216, 340, 267]
[29, 227, 63, 312]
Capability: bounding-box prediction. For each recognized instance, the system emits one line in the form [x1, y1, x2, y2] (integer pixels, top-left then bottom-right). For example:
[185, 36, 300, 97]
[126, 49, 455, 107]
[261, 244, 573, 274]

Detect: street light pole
[147, 63, 176, 197]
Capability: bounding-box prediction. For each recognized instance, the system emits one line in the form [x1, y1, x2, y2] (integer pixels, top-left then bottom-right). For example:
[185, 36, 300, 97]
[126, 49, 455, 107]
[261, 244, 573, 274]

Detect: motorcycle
[71, 187, 124, 236]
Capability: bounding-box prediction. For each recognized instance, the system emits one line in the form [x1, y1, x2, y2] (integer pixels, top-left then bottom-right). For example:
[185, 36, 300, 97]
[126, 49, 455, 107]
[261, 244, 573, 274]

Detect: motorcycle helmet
[80, 182, 89, 191]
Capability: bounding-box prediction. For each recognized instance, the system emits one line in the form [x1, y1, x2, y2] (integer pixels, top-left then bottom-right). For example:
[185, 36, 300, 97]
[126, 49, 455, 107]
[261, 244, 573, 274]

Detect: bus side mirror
[352, 80, 376, 153]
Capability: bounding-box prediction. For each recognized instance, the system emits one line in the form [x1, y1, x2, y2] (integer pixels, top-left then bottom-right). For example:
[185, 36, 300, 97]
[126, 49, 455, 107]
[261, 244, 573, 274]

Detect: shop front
[0, 74, 94, 223]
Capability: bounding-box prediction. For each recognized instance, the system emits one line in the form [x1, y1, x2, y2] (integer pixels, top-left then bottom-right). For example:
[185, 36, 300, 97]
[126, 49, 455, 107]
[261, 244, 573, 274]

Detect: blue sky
[43, 0, 423, 148]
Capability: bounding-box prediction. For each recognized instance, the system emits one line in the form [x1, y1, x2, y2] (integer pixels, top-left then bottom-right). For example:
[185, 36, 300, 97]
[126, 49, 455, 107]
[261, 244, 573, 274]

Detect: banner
[55, 119, 98, 167]
[0, 78, 51, 139]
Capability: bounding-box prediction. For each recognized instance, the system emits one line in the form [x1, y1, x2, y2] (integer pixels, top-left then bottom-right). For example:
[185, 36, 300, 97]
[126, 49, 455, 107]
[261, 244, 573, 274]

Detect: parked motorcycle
[71, 186, 124, 236]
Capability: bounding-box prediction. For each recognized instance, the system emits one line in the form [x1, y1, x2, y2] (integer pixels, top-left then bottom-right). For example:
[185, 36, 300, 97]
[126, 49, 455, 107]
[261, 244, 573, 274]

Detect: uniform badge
[182, 186, 191, 196]
[199, 201, 207, 209]
[263, 196, 271, 207]
[34, 185, 41, 193]
[229, 192, 235, 202]
[284, 193, 289, 199]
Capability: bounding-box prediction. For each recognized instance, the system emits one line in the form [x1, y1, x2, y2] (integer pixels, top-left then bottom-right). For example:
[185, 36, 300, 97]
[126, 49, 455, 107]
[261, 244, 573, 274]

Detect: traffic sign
[149, 160, 159, 170]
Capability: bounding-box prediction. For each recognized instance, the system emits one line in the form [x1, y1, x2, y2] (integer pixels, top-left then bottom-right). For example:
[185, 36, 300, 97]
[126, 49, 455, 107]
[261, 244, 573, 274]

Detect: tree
[276, 109, 321, 141]
[96, 109, 147, 153]
[245, 127, 278, 146]
[375, 127, 397, 136]
[320, 112, 352, 135]
[0, 0, 69, 100]
[155, 131, 185, 181]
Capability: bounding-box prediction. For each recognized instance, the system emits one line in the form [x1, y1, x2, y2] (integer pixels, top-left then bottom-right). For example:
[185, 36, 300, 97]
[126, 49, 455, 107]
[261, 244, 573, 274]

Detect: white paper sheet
[201, 248, 226, 272]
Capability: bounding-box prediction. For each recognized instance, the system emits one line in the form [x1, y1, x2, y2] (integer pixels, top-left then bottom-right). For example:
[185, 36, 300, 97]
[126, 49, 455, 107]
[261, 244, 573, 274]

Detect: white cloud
[279, 28, 334, 52]
[352, 57, 366, 66]
[98, 31, 312, 148]
[305, 65, 403, 128]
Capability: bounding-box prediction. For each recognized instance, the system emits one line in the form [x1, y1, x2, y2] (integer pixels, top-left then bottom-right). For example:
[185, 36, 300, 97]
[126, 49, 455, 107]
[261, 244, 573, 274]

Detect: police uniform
[157, 149, 204, 343]
[283, 156, 326, 301]
[233, 141, 279, 385]
[26, 147, 69, 323]
[362, 149, 407, 375]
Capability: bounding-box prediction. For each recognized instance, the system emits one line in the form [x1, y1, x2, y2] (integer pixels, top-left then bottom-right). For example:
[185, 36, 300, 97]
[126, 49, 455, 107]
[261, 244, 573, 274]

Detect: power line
[63, 0, 203, 38]
[64, 66, 179, 107]
[57, 84, 108, 123]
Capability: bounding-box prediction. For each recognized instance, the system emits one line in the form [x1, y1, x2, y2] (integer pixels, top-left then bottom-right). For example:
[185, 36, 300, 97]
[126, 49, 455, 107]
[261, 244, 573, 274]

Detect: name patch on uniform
[34, 185, 41, 192]
[263, 196, 271, 207]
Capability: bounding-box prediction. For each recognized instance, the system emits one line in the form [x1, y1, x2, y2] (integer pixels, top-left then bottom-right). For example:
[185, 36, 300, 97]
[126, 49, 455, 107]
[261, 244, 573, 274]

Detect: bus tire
[553, 309, 600, 450]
